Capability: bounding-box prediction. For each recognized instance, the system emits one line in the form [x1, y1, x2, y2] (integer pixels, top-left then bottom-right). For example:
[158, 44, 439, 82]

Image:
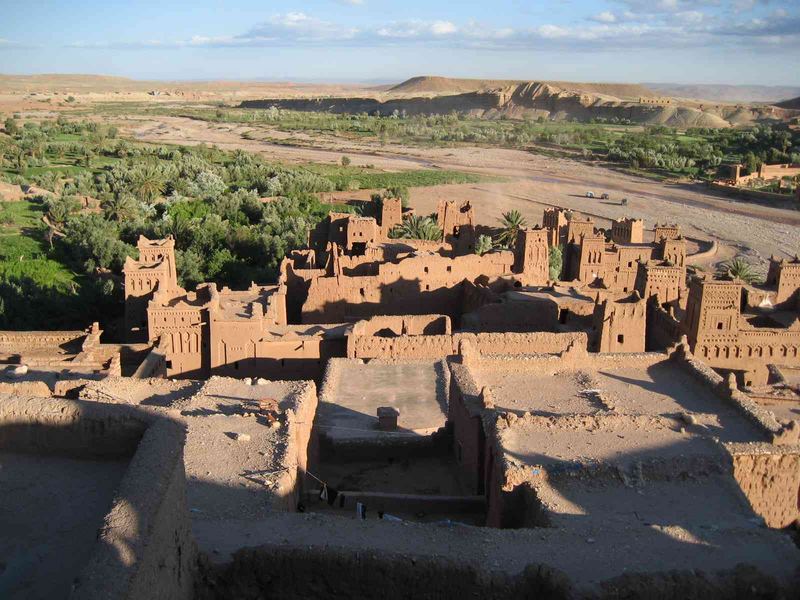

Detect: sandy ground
[0, 452, 128, 599]
[123, 114, 800, 274]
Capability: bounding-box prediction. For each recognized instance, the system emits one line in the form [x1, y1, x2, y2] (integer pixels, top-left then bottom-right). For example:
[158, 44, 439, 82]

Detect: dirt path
[123, 114, 800, 271]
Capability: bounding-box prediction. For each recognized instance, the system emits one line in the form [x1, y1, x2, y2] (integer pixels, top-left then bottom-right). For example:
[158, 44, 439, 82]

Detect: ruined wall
[437, 199, 475, 238]
[302, 251, 516, 324]
[211, 333, 345, 382]
[350, 314, 451, 338]
[461, 280, 504, 317]
[646, 301, 684, 350]
[447, 361, 488, 494]
[348, 331, 588, 360]
[267, 380, 319, 512]
[461, 297, 563, 333]
[729, 443, 800, 529]
[756, 163, 800, 182]
[132, 338, 169, 379]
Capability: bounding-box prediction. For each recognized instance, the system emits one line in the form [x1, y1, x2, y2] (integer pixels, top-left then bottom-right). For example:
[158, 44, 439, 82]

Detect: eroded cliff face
[240, 80, 795, 128]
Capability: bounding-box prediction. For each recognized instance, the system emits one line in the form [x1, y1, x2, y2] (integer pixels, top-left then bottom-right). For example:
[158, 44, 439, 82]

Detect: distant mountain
[390, 76, 657, 99]
[644, 83, 800, 104]
[775, 96, 800, 110]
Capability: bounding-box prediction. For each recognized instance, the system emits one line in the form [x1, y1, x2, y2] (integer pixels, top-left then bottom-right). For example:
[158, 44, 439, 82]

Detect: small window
[165, 360, 173, 369]
[359, 288, 365, 296]
[424, 267, 429, 273]
[717, 322, 724, 330]
[446, 266, 452, 272]
[617, 334, 624, 344]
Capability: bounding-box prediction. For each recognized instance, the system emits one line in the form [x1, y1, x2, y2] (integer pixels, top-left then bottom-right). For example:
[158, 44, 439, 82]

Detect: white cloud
[0, 38, 30, 49]
[591, 11, 618, 23]
[64, 7, 800, 53]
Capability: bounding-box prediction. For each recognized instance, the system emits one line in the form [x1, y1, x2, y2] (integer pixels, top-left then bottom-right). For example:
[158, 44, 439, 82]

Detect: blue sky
[0, 0, 798, 85]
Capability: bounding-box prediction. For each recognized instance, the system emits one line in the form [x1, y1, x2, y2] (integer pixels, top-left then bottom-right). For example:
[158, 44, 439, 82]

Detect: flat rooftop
[316, 359, 449, 441]
[181, 377, 312, 521]
[474, 359, 765, 444]
[463, 354, 797, 587]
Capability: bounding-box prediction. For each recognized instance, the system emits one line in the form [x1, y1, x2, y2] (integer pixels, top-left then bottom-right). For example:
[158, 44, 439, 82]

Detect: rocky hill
[775, 96, 800, 110]
[243, 78, 789, 128]
[390, 76, 657, 99]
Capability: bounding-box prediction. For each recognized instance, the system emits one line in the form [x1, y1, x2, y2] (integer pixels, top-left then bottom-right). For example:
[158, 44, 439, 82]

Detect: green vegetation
[304, 164, 486, 191]
[117, 104, 800, 181]
[474, 234, 494, 256]
[548, 245, 563, 281]
[390, 214, 442, 241]
[717, 257, 760, 284]
[0, 116, 484, 331]
[495, 210, 527, 249]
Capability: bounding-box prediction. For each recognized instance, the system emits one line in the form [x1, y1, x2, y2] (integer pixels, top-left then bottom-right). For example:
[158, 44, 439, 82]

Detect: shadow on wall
[304, 278, 468, 327]
[0, 398, 196, 600]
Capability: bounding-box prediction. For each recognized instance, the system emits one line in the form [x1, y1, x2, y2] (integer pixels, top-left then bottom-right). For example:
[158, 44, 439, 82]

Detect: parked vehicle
[585, 191, 595, 198]
[601, 193, 610, 200]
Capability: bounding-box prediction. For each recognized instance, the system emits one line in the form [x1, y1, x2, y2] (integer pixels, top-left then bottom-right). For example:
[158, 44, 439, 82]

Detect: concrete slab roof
[316, 359, 449, 441]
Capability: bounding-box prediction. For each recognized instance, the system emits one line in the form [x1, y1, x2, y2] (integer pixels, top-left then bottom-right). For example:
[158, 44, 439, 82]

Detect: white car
[585, 191, 595, 198]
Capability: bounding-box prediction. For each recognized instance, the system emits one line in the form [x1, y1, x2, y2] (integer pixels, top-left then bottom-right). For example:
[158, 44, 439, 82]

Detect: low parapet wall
[646, 301, 683, 351]
[348, 331, 588, 360]
[0, 395, 196, 599]
[270, 380, 319, 512]
[728, 442, 800, 529]
[0, 329, 87, 349]
[132, 341, 168, 379]
[668, 345, 800, 529]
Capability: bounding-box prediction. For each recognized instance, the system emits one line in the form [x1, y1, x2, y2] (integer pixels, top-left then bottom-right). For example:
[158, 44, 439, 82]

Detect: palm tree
[102, 193, 140, 222]
[392, 215, 442, 241]
[44, 194, 80, 247]
[717, 257, 759, 284]
[495, 210, 527, 248]
[131, 163, 166, 204]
